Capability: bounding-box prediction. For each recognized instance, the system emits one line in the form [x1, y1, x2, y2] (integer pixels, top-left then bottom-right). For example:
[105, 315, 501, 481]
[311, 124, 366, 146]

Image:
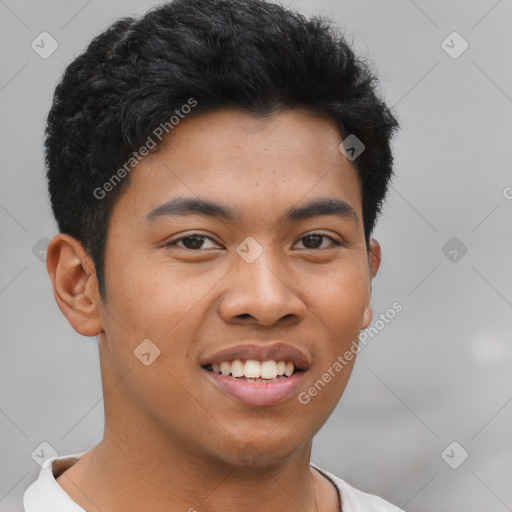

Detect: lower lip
[203, 369, 305, 407]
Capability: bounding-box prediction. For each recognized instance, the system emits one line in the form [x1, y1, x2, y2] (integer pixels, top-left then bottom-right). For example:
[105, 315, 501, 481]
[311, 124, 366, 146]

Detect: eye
[294, 233, 341, 250]
[167, 234, 221, 250]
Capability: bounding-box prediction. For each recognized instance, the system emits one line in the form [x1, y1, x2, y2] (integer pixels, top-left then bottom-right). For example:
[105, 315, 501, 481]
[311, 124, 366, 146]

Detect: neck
[57, 428, 321, 512]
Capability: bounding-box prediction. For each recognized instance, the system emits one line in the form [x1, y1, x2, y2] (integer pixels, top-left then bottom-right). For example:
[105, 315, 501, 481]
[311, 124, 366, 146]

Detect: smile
[203, 363, 308, 407]
[201, 342, 310, 406]
[204, 359, 297, 381]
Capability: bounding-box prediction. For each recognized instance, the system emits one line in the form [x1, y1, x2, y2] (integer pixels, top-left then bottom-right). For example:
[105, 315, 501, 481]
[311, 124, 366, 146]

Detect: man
[23, 0, 401, 510]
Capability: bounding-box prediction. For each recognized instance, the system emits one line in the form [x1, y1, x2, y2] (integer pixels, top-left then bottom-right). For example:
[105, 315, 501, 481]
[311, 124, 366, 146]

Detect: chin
[213, 435, 310, 470]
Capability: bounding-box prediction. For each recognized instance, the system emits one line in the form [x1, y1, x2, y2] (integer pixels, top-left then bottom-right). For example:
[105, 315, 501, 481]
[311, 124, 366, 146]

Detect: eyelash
[166, 232, 342, 250]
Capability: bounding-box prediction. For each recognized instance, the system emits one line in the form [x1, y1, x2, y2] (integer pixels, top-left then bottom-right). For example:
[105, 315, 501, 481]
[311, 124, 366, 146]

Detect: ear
[46, 234, 103, 337]
[361, 238, 381, 329]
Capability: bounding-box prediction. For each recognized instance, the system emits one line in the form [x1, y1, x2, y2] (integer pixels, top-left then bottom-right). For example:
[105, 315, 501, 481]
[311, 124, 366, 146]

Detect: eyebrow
[146, 197, 358, 224]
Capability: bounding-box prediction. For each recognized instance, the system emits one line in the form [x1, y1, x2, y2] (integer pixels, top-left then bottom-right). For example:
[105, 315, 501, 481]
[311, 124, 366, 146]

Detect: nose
[218, 253, 307, 328]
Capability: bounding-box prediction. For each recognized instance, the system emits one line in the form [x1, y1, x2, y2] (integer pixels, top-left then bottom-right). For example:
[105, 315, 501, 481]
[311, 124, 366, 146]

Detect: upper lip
[201, 342, 310, 371]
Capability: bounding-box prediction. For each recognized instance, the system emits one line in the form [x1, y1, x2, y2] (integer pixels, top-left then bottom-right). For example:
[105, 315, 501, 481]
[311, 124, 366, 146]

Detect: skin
[46, 108, 381, 512]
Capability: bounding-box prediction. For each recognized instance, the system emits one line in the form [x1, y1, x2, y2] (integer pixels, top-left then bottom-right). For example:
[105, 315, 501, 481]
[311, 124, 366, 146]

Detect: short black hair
[45, 0, 399, 299]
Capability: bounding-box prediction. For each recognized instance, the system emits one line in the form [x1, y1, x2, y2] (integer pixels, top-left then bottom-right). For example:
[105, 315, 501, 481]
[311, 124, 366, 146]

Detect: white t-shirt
[23, 452, 404, 511]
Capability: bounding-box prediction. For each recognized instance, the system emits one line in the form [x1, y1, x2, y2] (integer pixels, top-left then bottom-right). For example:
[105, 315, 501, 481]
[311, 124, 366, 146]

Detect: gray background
[1, 0, 511, 510]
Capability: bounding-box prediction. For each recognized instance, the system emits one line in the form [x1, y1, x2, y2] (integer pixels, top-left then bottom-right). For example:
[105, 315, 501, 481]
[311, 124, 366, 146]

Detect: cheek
[305, 260, 370, 335]
[98, 261, 214, 437]
[99, 252, 225, 409]
[299, 261, 370, 407]
[104, 250, 222, 340]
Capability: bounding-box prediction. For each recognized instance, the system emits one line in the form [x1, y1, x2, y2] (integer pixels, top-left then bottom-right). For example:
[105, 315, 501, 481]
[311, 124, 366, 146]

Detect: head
[45, 0, 398, 467]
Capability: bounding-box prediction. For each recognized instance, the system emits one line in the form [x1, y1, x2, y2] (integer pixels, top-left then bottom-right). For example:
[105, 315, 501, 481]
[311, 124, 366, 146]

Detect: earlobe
[361, 304, 373, 330]
[46, 234, 103, 337]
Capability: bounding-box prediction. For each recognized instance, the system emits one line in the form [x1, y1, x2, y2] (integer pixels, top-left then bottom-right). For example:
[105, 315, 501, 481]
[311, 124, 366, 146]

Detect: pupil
[183, 235, 204, 249]
[303, 235, 322, 249]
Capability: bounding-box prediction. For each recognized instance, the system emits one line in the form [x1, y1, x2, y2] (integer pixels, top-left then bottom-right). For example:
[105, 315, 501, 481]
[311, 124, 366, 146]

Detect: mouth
[201, 343, 309, 406]
[202, 358, 301, 382]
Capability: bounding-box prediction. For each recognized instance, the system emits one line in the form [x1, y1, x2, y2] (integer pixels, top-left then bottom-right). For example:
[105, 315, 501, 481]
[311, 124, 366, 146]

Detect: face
[85, 109, 379, 466]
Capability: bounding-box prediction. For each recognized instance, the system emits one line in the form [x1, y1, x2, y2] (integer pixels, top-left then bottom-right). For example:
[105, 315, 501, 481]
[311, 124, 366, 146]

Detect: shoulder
[310, 462, 405, 512]
[23, 451, 88, 512]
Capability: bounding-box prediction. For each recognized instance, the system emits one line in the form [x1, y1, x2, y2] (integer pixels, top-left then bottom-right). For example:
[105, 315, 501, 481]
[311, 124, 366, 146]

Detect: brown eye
[180, 235, 207, 249]
[295, 234, 340, 250]
[302, 235, 323, 249]
[167, 234, 220, 250]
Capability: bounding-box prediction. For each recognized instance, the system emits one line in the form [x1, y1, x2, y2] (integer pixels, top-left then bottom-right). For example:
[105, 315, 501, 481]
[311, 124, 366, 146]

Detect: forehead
[112, 108, 362, 221]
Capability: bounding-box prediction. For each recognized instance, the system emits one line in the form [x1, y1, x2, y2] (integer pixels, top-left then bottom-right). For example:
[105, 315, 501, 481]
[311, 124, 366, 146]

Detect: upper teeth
[211, 360, 295, 379]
